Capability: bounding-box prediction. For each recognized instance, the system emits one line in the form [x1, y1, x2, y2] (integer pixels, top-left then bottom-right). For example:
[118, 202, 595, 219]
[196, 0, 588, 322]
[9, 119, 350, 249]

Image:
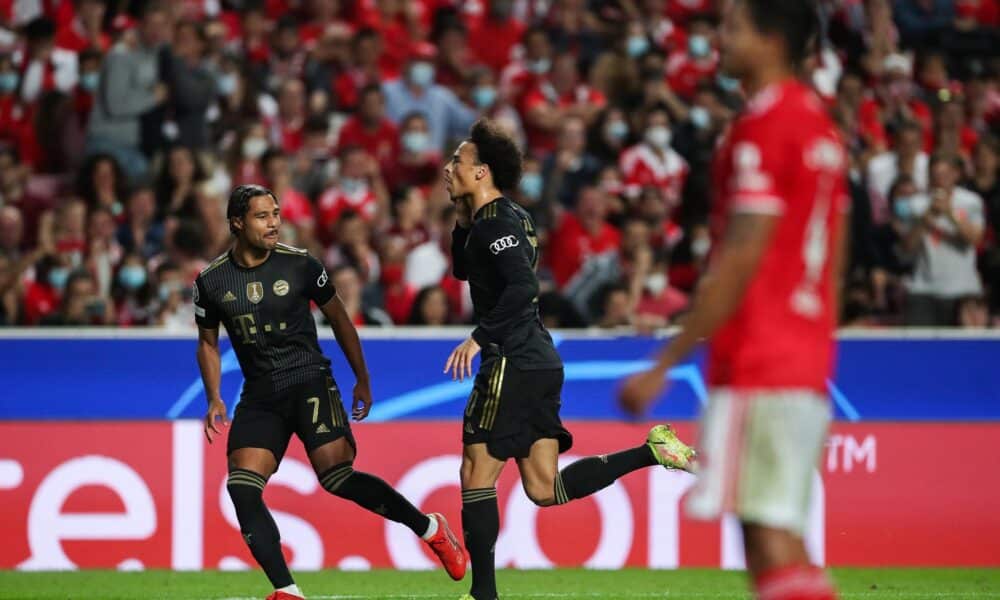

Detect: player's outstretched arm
[320, 295, 373, 421]
[197, 325, 228, 443]
[619, 212, 778, 415]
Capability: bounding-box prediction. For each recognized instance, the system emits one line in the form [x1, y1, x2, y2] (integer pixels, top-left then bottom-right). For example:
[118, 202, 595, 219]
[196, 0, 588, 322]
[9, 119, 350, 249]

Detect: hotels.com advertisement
[1, 421, 997, 571]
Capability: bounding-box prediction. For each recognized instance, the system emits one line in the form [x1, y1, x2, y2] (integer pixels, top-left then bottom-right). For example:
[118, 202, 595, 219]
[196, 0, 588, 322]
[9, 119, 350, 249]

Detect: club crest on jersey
[489, 235, 519, 255]
[246, 281, 264, 304]
[273, 280, 289, 296]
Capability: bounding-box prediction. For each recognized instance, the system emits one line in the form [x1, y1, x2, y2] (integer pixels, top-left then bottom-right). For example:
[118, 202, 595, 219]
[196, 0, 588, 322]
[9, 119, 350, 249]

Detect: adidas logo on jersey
[222, 291, 237, 302]
[316, 423, 330, 434]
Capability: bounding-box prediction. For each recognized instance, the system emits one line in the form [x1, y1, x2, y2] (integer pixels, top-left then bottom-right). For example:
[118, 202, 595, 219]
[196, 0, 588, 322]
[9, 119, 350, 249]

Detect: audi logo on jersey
[490, 235, 520, 255]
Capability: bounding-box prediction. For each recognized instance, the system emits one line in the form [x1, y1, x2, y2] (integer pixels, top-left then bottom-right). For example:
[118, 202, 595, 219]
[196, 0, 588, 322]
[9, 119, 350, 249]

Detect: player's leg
[516, 369, 694, 507]
[299, 374, 465, 579]
[687, 389, 835, 600]
[226, 402, 297, 597]
[460, 442, 506, 600]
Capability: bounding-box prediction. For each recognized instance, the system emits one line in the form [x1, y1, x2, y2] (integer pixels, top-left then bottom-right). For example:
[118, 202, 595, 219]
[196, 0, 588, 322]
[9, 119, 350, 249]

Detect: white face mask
[692, 237, 711, 258]
[645, 272, 668, 295]
[242, 137, 268, 160]
[645, 126, 672, 150]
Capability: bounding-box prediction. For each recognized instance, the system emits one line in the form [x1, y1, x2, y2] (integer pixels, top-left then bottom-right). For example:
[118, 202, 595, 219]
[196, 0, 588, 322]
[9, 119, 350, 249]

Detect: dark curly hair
[227, 184, 277, 235]
[468, 119, 523, 192]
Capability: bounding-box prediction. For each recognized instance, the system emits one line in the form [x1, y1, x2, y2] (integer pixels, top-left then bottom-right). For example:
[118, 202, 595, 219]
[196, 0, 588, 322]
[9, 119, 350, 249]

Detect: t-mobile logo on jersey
[489, 236, 519, 255]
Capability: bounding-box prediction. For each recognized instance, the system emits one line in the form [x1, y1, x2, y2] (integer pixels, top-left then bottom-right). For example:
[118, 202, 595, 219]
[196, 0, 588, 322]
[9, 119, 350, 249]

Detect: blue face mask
[0, 72, 18, 93]
[49, 267, 69, 291]
[529, 58, 551, 74]
[118, 265, 147, 290]
[606, 120, 628, 142]
[688, 35, 711, 59]
[158, 282, 181, 302]
[79, 72, 99, 92]
[217, 73, 237, 96]
[894, 196, 914, 220]
[472, 85, 498, 109]
[519, 172, 543, 200]
[690, 106, 711, 130]
[402, 131, 430, 154]
[409, 62, 436, 88]
[626, 36, 649, 58]
[341, 177, 366, 195]
[717, 74, 741, 93]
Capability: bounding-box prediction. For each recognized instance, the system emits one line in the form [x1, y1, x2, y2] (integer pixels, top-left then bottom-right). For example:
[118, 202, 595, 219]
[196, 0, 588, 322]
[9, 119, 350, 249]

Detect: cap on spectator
[883, 53, 913, 77]
[112, 14, 138, 34]
[409, 41, 437, 62]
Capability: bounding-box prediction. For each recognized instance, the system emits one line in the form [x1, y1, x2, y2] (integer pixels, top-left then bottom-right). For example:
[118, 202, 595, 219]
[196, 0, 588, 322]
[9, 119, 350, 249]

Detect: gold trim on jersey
[274, 242, 308, 255]
[200, 253, 230, 275]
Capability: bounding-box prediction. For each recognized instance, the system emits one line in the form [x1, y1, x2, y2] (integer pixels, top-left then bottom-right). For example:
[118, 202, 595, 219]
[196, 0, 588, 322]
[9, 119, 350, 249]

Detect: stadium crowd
[0, 0, 998, 329]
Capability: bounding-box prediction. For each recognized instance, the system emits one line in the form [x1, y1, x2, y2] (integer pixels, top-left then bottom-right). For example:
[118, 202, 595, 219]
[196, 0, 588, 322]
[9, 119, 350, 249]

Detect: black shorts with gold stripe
[462, 358, 573, 460]
[227, 370, 355, 463]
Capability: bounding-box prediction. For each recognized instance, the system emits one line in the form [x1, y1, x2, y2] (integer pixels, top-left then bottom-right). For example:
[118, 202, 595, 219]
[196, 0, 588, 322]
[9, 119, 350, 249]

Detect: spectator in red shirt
[434, 21, 473, 92]
[469, 0, 524, 74]
[549, 184, 621, 289]
[499, 25, 553, 104]
[386, 185, 431, 251]
[336, 83, 399, 170]
[269, 78, 307, 153]
[0, 54, 29, 152]
[332, 27, 385, 111]
[316, 145, 389, 237]
[299, 0, 349, 48]
[54, 0, 109, 53]
[665, 13, 719, 100]
[619, 103, 689, 209]
[522, 51, 607, 154]
[859, 53, 934, 154]
[383, 112, 441, 195]
[934, 90, 979, 159]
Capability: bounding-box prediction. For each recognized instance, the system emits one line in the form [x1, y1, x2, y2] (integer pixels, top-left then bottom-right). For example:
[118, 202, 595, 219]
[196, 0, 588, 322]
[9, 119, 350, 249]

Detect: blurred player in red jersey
[620, 2, 846, 600]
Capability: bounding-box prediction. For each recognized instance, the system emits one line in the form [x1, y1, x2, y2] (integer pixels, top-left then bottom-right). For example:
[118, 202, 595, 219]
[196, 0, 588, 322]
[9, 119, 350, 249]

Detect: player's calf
[226, 469, 295, 591]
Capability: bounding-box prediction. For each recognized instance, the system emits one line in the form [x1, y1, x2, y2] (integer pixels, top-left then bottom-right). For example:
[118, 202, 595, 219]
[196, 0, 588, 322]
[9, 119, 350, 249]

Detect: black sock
[462, 488, 499, 600]
[319, 462, 431, 537]
[555, 445, 656, 504]
[226, 469, 293, 589]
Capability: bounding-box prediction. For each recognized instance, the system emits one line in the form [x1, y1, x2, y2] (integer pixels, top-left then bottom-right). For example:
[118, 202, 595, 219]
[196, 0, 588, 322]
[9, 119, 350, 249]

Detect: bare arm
[319, 294, 373, 420]
[197, 325, 228, 442]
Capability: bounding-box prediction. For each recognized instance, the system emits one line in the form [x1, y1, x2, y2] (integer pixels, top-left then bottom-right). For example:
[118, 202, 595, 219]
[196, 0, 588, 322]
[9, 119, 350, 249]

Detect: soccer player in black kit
[195, 185, 466, 600]
[443, 121, 698, 600]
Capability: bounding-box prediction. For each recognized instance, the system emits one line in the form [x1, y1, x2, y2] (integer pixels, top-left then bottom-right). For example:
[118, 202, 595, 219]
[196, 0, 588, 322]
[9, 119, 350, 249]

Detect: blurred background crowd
[0, 0, 998, 330]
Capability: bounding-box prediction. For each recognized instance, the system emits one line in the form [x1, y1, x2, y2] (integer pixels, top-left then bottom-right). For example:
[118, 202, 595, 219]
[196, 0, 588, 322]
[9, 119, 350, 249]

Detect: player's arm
[193, 277, 228, 442]
[307, 255, 373, 421]
[619, 212, 778, 413]
[445, 218, 537, 380]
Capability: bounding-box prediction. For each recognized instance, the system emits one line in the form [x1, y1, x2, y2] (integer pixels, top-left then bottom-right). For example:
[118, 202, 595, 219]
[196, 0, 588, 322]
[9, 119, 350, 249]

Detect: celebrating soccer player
[619, 2, 846, 600]
[194, 184, 467, 600]
[443, 120, 697, 600]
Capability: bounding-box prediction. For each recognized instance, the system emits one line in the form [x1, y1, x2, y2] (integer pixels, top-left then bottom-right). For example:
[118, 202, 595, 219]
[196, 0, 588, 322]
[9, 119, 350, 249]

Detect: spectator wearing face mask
[153, 261, 194, 330]
[499, 26, 554, 106]
[867, 120, 929, 223]
[111, 253, 153, 326]
[40, 268, 112, 326]
[902, 154, 986, 325]
[73, 49, 101, 128]
[383, 112, 441, 194]
[317, 146, 388, 238]
[589, 106, 632, 166]
[665, 14, 719, 101]
[521, 52, 607, 155]
[468, 67, 525, 148]
[382, 43, 476, 152]
[620, 104, 689, 210]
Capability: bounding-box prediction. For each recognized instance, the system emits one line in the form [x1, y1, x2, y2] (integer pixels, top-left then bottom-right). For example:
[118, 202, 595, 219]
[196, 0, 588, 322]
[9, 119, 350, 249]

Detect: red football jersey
[707, 80, 848, 393]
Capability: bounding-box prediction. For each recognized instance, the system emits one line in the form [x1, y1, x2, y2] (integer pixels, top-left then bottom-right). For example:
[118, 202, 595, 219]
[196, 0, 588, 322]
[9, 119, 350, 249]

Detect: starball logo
[489, 235, 519, 255]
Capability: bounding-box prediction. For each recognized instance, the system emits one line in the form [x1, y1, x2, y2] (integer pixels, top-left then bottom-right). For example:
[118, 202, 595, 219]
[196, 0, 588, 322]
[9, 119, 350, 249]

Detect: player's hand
[352, 377, 373, 421]
[618, 367, 668, 417]
[444, 337, 481, 381]
[204, 398, 229, 444]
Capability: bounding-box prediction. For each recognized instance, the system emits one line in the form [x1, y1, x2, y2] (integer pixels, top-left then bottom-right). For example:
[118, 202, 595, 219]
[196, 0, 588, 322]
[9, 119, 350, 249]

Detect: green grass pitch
[0, 568, 998, 600]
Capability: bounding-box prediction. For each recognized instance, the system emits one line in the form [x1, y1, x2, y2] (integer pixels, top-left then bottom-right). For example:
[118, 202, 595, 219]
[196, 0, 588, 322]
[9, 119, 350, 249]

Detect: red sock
[754, 564, 837, 600]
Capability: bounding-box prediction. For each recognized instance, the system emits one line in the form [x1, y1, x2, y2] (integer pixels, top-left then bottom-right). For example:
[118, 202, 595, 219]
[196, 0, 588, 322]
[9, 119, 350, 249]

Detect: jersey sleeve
[470, 217, 539, 348]
[193, 276, 220, 329]
[726, 119, 788, 216]
[305, 254, 337, 306]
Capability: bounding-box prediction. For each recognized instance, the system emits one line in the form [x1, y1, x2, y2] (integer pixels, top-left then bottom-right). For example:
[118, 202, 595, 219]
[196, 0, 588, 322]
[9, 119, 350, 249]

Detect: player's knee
[523, 478, 556, 507]
[317, 461, 355, 495]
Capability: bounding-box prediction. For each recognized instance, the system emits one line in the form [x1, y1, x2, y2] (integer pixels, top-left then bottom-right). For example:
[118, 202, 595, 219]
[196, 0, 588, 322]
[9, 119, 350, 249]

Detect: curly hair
[468, 118, 523, 192]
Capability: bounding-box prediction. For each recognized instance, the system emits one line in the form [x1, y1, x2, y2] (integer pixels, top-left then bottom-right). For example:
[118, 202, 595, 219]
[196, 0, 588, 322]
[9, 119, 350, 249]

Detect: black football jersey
[194, 243, 337, 394]
[452, 197, 562, 370]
